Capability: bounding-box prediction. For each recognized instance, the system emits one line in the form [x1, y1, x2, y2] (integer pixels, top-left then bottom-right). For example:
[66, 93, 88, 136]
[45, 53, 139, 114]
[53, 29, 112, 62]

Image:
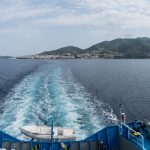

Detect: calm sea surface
[0, 58, 150, 139]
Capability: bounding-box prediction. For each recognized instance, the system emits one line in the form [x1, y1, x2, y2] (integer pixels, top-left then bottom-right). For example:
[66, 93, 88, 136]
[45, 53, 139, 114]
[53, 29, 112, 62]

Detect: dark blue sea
[0, 58, 150, 139]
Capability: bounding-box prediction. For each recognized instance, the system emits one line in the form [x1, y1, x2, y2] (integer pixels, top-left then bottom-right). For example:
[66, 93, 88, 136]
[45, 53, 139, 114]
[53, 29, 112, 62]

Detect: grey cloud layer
[0, 0, 150, 56]
[0, 0, 150, 27]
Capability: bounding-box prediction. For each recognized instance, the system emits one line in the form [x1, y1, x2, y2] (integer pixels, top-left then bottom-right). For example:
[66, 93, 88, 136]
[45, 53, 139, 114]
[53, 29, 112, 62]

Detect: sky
[0, 0, 150, 56]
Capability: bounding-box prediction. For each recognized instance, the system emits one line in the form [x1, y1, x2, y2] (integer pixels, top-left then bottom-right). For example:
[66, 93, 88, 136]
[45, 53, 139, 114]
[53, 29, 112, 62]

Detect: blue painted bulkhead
[0, 125, 120, 150]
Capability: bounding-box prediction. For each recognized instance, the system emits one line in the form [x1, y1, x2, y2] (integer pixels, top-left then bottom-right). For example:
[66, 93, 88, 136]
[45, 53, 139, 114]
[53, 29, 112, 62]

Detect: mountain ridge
[22, 37, 150, 59]
[40, 46, 83, 55]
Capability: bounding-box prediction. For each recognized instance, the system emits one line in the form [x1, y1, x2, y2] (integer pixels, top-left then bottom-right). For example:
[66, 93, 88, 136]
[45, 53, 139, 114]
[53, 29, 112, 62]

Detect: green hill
[85, 37, 150, 58]
[40, 46, 83, 55]
[38, 37, 150, 58]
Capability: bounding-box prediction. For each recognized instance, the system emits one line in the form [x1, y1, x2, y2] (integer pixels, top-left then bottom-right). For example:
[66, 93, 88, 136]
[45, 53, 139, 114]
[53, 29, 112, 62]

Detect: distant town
[15, 37, 150, 59]
[18, 51, 122, 59]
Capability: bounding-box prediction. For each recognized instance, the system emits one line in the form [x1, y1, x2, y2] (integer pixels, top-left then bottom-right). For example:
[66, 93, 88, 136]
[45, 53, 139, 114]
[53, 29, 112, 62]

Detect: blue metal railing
[119, 123, 145, 150]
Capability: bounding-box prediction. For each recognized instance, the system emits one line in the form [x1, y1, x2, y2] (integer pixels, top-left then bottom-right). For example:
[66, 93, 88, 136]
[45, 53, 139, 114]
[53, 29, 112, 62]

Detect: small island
[18, 37, 150, 59]
[0, 56, 14, 59]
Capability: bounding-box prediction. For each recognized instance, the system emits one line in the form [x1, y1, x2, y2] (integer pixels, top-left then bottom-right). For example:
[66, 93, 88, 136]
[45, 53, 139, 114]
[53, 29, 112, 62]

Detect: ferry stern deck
[0, 121, 150, 150]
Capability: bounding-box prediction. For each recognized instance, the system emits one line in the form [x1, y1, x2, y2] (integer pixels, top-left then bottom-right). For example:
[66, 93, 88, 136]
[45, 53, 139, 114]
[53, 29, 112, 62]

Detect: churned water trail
[0, 63, 117, 140]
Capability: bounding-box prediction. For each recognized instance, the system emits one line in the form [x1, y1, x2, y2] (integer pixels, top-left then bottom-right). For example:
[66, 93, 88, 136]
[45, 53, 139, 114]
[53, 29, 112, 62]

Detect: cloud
[0, 0, 150, 56]
[0, 0, 150, 29]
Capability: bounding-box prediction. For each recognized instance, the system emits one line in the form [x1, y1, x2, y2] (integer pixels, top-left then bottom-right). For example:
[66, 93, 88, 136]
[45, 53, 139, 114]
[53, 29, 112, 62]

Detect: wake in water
[0, 63, 117, 140]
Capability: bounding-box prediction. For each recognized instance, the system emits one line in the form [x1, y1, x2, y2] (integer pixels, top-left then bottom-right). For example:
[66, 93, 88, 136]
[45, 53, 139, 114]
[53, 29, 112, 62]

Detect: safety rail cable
[121, 123, 145, 150]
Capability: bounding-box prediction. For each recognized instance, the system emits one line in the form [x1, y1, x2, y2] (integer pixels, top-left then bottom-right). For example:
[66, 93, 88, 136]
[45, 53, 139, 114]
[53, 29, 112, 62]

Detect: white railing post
[141, 136, 145, 150]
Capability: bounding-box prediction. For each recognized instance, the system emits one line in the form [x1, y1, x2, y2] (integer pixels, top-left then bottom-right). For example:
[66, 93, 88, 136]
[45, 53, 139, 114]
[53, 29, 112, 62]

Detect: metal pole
[119, 104, 122, 119]
[51, 118, 54, 142]
[119, 104, 123, 134]
[50, 118, 54, 150]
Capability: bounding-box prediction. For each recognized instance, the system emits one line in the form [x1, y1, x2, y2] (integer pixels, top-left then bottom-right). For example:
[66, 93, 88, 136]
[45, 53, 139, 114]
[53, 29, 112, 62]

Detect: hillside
[85, 37, 150, 58]
[0, 56, 13, 59]
[23, 37, 150, 59]
[40, 46, 83, 55]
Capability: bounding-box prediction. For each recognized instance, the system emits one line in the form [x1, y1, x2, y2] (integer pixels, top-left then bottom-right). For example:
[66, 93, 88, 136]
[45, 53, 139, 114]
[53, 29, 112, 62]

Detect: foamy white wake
[0, 63, 117, 140]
